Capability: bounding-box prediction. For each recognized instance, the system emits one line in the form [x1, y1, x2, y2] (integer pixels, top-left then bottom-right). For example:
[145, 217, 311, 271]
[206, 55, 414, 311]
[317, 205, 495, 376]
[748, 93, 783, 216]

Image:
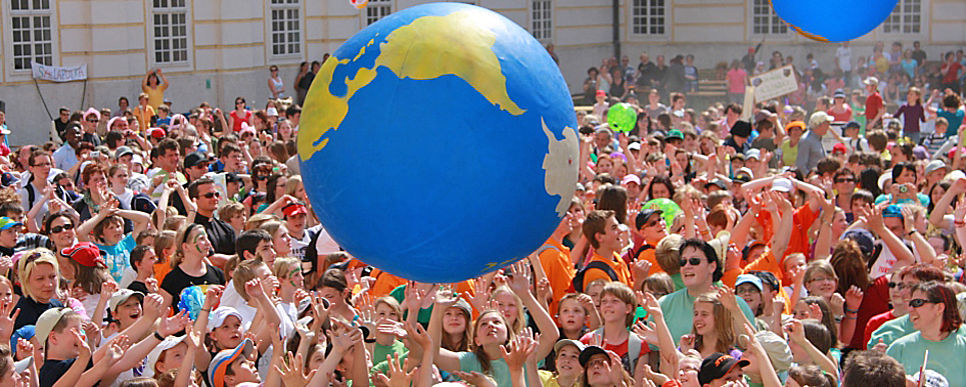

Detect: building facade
[0, 0, 963, 146]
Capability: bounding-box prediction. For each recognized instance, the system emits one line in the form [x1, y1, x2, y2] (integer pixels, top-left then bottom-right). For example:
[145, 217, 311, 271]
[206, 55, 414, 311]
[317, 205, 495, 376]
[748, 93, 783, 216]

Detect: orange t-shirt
[369, 269, 408, 298]
[580, 251, 633, 290]
[537, 238, 576, 315]
[636, 245, 665, 277]
[154, 261, 173, 285]
[736, 249, 793, 314]
[754, 204, 819, 259]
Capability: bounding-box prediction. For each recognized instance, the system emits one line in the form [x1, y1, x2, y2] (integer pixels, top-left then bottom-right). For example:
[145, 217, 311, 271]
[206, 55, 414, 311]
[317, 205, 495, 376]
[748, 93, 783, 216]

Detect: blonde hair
[490, 286, 526, 334]
[154, 230, 176, 267]
[17, 249, 60, 300]
[284, 175, 304, 197]
[218, 202, 246, 223]
[374, 296, 403, 321]
[245, 213, 278, 231]
[272, 257, 300, 278]
[233, 259, 268, 302]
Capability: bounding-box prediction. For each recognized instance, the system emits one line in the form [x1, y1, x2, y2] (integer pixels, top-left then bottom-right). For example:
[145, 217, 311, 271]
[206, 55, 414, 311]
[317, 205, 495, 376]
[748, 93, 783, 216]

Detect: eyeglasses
[679, 257, 703, 267]
[888, 282, 914, 290]
[835, 178, 854, 183]
[201, 191, 220, 199]
[809, 277, 835, 283]
[236, 101, 245, 105]
[908, 298, 936, 308]
[50, 223, 74, 234]
[86, 119, 99, 123]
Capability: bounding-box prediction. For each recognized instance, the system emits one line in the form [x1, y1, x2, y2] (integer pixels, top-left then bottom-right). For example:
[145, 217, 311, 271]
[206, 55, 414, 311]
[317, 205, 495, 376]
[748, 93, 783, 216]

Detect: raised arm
[506, 261, 558, 359]
[428, 286, 463, 372]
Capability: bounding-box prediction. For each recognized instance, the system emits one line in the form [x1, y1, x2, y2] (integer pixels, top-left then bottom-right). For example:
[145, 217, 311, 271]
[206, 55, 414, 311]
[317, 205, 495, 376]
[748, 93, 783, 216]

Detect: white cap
[207, 306, 243, 331]
[771, 178, 793, 192]
[143, 335, 187, 378]
[266, 107, 278, 117]
[808, 111, 834, 128]
[108, 289, 144, 312]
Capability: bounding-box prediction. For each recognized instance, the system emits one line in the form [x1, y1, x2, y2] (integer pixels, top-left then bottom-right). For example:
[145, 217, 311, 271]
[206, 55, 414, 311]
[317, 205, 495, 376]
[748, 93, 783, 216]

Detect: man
[719, 104, 742, 133]
[213, 143, 245, 174]
[864, 77, 884, 130]
[172, 152, 210, 215]
[658, 238, 755, 343]
[536, 210, 577, 315]
[189, 177, 236, 256]
[636, 52, 657, 91]
[18, 150, 58, 231]
[50, 107, 70, 145]
[576, 210, 632, 291]
[723, 120, 752, 154]
[841, 350, 906, 387]
[698, 353, 749, 387]
[52, 123, 82, 171]
[795, 112, 831, 173]
[635, 209, 666, 278]
[148, 139, 186, 199]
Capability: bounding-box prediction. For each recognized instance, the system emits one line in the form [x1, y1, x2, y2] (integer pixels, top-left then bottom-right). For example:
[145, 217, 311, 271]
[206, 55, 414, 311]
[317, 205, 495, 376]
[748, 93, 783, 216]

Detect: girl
[228, 97, 253, 133]
[539, 340, 584, 387]
[315, 268, 357, 322]
[688, 294, 739, 359]
[160, 223, 226, 309]
[273, 257, 303, 324]
[60, 242, 112, 318]
[894, 87, 926, 144]
[258, 221, 291, 263]
[440, 299, 471, 352]
[267, 66, 285, 99]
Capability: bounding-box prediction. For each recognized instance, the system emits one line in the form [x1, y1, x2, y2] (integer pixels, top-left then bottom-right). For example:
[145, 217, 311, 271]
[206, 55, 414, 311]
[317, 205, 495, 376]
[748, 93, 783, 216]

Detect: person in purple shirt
[894, 87, 926, 144]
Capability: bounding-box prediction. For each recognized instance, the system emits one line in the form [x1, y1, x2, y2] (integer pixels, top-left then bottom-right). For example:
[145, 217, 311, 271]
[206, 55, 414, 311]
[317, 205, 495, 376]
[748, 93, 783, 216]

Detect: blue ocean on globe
[297, 2, 579, 283]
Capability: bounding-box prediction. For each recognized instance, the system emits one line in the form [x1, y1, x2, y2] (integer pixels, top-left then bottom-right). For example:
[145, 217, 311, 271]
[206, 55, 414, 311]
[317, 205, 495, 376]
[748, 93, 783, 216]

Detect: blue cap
[883, 205, 904, 219]
[0, 217, 22, 231]
[10, 325, 34, 356]
[735, 274, 763, 291]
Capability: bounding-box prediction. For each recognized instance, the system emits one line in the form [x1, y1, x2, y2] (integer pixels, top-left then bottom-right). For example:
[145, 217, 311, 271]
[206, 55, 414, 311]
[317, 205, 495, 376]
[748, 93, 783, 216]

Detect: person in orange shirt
[535, 211, 578, 315]
[575, 210, 633, 291]
[634, 208, 667, 279]
[132, 92, 156, 131]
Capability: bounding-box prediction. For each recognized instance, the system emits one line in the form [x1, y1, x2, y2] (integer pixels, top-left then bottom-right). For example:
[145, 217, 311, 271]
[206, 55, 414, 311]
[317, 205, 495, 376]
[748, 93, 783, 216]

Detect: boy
[842, 121, 868, 155]
[132, 93, 155, 131]
[864, 77, 884, 130]
[208, 339, 260, 387]
[155, 105, 171, 126]
[127, 245, 158, 294]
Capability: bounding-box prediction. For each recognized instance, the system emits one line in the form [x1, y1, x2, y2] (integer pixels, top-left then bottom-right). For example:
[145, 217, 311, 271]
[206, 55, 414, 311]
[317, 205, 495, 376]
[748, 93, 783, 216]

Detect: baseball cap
[209, 338, 255, 387]
[864, 76, 879, 86]
[925, 160, 948, 175]
[207, 306, 243, 331]
[842, 228, 876, 259]
[148, 127, 166, 139]
[883, 204, 904, 219]
[706, 179, 728, 191]
[735, 274, 763, 291]
[844, 121, 861, 130]
[698, 353, 750, 385]
[114, 146, 134, 160]
[578, 345, 609, 367]
[108, 289, 145, 312]
[595, 90, 606, 97]
[628, 142, 641, 151]
[226, 172, 244, 184]
[833, 89, 847, 99]
[266, 107, 278, 117]
[35, 307, 75, 346]
[0, 217, 23, 231]
[144, 335, 187, 378]
[10, 325, 35, 356]
[282, 202, 308, 218]
[832, 143, 847, 155]
[635, 208, 663, 230]
[61, 242, 106, 268]
[621, 174, 641, 186]
[771, 178, 793, 192]
[666, 129, 684, 140]
[184, 151, 209, 169]
[785, 121, 806, 133]
[745, 149, 761, 160]
[450, 297, 473, 317]
[554, 339, 586, 354]
[753, 331, 793, 373]
[808, 111, 834, 128]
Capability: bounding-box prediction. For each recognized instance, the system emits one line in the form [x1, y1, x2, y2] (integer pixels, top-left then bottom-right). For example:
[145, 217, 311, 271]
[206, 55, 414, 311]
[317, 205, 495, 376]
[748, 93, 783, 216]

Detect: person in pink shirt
[726, 60, 747, 104]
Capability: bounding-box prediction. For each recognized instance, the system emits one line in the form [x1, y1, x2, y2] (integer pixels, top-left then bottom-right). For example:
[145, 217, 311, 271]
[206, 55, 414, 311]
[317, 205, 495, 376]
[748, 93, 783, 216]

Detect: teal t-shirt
[457, 351, 531, 387]
[886, 326, 966, 387]
[657, 287, 757, 344]
[97, 234, 137, 283]
[868, 314, 915, 349]
[874, 193, 930, 207]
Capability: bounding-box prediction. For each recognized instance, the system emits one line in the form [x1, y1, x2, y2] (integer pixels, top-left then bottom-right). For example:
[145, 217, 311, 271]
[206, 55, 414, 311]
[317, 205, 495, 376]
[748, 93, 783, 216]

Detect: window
[631, 0, 665, 35]
[531, 0, 552, 41]
[751, 0, 788, 35]
[882, 0, 921, 34]
[366, 0, 391, 26]
[10, 0, 53, 71]
[270, 0, 301, 56]
[151, 0, 188, 64]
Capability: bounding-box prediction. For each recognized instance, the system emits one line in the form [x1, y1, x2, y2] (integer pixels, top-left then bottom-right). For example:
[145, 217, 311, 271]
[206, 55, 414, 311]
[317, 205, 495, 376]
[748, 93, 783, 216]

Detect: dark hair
[187, 177, 216, 199]
[318, 268, 348, 292]
[596, 185, 628, 224]
[582, 210, 615, 250]
[816, 158, 841, 176]
[43, 211, 76, 236]
[842, 351, 906, 387]
[830, 239, 870, 292]
[833, 168, 855, 182]
[235, 229, 272, 260]
[911, 281, 962, 334]
[802, 319, 833, 354]
[891, 162, 916, 182]
[679, 238, 722, 282]
[156, 138, 179, 158]
[265, 174, 285, 204]
[647, 175, 675, 200]
[129, 245, 153, 270]
[286, 105, 301, 117]
[788, 364, 835, 387]
[858, 168, 882, 197]
[0, 202, 22, 218]
[927, 181, 952, 214]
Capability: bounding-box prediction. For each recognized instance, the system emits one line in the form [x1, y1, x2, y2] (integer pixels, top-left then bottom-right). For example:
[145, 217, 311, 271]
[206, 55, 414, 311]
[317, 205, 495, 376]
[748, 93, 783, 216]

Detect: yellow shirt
[143, 83, 168, 110]
[133, 105, 155, 132]
[538, 370, 563, 387]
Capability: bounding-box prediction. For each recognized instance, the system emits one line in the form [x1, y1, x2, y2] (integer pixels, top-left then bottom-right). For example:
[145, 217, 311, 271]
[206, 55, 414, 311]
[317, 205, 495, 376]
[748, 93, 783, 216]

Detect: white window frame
[881, 0, 925, 35]
[530, 0, 552, 42]
[364, 0, 392, 26]
[6, 0, 56, 73]
[148, 0, 191, 68]
[749, 0, 790, 37]
[628, 0, 667, 40]
[268, 0, 303, 58]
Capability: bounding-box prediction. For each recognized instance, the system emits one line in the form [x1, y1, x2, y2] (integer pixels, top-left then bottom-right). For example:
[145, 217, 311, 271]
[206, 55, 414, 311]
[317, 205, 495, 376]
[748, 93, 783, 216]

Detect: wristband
[845, 315, 857, 320]
[153, 331, 165, 341]
[364, 338, 377, 343]
[845, 307, 859, 313]
[955, 220, 966, 227]
[201, 308, 211, 313]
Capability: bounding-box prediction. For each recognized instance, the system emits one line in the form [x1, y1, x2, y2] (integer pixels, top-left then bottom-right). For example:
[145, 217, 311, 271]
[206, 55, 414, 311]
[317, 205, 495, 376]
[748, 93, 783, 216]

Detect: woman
[142, 69, 169, 110]
[780, 121, 805, 167]
[294, 61, 310, 105]
[14, 249, 63, 331]
[268, 66, 285, 99]
[45, 211, 79, 270]
[160, 223, 226, 309]
[73, 164, 121, 224]
[886, 281, 966, 387]
[830, 239, 890, 349]
[276, 119, 295, 143]
[647, 175, 674, 201]
[228, 97, 253, 133]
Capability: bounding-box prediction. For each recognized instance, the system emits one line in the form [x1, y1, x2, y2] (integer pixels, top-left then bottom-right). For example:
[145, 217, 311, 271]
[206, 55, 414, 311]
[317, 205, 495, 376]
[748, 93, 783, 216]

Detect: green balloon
[642, 198, 682, 229]
[607, 103, 637, 132]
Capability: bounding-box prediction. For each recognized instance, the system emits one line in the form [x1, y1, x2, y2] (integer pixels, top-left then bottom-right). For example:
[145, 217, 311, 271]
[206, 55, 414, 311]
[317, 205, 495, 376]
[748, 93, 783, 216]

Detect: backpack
[588, 327, 643, 370]
[572, 261, 618, 293]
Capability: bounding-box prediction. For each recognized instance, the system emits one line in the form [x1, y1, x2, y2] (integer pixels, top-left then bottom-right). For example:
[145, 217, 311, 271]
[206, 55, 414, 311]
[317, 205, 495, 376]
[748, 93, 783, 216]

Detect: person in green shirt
[886, 281, 966, 387]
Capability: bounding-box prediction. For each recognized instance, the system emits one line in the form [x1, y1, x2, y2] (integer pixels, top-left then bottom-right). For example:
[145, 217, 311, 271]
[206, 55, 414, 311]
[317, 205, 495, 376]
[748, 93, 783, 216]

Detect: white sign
[749, 65, 798, 102]
[31, 63, 87, 82]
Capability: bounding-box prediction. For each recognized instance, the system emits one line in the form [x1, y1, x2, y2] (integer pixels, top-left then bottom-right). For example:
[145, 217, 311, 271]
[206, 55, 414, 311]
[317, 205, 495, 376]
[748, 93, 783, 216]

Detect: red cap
[61, 242, 106, 268]
[832, 143, 847, 154]
[282, 203, 308, 218]
[595, 90, 606, 97]
[949, 147, 966, 159]
[148, 127, 166, 139]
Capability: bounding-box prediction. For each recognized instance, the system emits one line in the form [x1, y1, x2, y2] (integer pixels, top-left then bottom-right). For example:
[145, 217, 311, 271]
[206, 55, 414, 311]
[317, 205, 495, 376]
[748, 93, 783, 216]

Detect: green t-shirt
[886, 326, 966, 387]
[389, 285, 433, 325]
[868, 314, 914, 349]
[657, 287, 757, 344]
[373, 340, 408, 367]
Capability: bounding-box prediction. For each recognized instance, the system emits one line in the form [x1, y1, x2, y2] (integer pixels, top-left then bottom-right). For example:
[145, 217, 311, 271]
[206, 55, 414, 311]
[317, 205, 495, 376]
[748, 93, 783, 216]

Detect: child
[207, 339, 259, 387]
[127, 245, 157, 294]
[155, 105, 171, 127]
[579, 282, 649, 373]
[77, 208, 151, 284]
[152, 230, 176, 284]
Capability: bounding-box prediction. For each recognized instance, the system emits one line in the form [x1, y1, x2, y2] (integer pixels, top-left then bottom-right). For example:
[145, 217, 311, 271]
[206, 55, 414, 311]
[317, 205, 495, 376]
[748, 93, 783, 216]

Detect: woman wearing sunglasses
[228, 97, 253, 133]
[13, 249, 63, 331]
[43, 211, 109, 315]
[886, 281, 966, 387]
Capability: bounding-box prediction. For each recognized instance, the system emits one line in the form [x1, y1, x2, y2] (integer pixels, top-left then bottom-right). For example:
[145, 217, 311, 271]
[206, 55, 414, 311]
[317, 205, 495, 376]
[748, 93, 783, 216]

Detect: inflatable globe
[772, 0, 899, 42]
[298, 2, 579, 283]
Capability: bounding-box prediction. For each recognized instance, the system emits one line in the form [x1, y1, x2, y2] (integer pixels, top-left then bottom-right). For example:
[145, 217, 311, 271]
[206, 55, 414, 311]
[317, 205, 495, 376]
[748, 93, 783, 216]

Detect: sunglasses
[201, 191, 220, 199]
[86, 119, 99, 123]
[679, 257, 703, 267]
[908, 298, 935, 308]
[645, 220, 661, 228]
[835, 178, 854, 183]
[236, 101, 246, 105]
[888, 282, 913, 289]
[50, 223, 75, 234]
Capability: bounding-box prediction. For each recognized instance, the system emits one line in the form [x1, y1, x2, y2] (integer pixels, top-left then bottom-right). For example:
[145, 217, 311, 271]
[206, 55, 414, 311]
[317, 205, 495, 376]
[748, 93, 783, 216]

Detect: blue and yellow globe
[298, 2, 578, 283]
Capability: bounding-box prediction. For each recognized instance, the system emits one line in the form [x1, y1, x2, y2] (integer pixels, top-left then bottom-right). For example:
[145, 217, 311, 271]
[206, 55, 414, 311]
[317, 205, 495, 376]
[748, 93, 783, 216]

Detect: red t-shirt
[864, 309, 897, 347]
[579, 331, 650, 361]
[866, 92, 884, 123]
[847, 276, 891, 349]
[942, 61, 963, 84]
[726, 69, 747, 93]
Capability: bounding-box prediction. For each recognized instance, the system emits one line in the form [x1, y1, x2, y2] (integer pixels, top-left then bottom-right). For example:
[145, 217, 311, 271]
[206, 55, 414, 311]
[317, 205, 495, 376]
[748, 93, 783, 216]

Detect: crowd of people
[0, 40, 961, 387]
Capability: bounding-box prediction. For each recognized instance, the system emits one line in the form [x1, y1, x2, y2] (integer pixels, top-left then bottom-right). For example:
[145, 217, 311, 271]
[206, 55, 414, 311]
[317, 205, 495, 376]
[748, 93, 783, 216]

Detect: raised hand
[452, 371, 497, 387]
[468, 279, 491, 312]
[0, 300, 21, 341]
[142, 293, 164, 319]
[245, 278, 265, 299]
[276, 352, 317, 387]
[631, 320, 658, 344]
[404, 321, 431, 350]
[499, 328, 537, 370]
[632, 259, 652, 282]
[716, 286, 741, 312]
[535, 278, 552, 304]
[159, 309, 190, 337]
[380, 353, 416, 387]
[434, 284, 459, 308]
[15, 338, 34, 361]
[505, 261, 532, 297]
[783, 319, 807, 344]
[203, 285, 225, 310]
[678, 334, 696, 353]
[144, 278, 160, 294]
[377, 320, 406, 339]
[844, 285, 864, 310]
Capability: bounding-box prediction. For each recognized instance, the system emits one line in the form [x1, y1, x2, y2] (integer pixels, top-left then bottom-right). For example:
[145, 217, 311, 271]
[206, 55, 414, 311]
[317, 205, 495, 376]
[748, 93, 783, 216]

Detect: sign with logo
[749, 65, 798, 102]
